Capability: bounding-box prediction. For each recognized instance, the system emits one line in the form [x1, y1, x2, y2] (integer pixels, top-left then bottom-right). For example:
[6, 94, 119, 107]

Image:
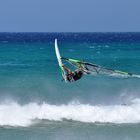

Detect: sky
[0, 0, 140, 32]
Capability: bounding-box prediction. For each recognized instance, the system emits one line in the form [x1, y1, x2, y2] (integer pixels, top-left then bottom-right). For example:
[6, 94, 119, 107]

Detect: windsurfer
[62, 64, 83, 82]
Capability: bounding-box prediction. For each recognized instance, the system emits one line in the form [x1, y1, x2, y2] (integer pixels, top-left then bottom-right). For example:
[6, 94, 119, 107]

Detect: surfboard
[55, 39, 67, 82]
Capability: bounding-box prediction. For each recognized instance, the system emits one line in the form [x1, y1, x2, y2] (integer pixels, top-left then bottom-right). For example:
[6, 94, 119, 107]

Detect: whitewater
[0, 98, 140, 127]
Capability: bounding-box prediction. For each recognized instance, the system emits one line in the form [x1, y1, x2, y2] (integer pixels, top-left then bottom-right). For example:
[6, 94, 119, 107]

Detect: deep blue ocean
[0, 33, 140, 140]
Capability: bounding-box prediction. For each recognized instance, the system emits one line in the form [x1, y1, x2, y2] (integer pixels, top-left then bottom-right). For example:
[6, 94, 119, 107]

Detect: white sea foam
[0, 99, 140, 127]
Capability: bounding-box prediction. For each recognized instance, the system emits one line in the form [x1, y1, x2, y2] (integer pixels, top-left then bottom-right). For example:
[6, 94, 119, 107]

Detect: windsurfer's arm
[62, 64, 72, 73]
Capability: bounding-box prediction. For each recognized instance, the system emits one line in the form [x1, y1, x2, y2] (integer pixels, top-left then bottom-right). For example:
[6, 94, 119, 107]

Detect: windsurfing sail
[55, 39, 67, 82]
[54, 39, 136, 82]
[61, 57, 133, 77]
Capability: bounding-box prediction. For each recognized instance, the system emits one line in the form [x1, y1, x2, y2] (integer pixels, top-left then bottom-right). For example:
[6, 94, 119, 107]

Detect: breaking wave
[0, 99, 140, 127]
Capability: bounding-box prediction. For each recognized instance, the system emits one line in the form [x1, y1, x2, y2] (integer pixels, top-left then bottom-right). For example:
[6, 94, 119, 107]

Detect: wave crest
[0, 99, 140, 126]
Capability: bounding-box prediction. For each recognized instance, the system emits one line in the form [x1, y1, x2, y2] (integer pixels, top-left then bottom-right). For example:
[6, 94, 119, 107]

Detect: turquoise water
[0, 33, 140, 139]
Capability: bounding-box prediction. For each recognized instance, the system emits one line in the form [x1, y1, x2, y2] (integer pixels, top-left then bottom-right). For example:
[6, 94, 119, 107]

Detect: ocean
[0, 32, 140, 140]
